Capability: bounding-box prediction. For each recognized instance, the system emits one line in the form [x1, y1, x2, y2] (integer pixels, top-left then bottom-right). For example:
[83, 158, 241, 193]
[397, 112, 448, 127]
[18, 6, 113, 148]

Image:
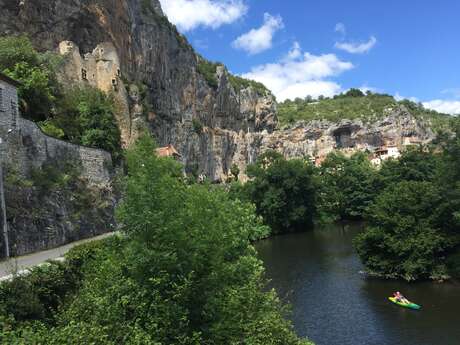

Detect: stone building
[58, 41, 146, 147]
[0, 72, 20, 135]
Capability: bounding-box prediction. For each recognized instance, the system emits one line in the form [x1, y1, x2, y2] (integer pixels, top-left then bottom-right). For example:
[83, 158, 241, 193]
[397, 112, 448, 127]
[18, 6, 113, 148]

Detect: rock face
[255, 107, 435, 162]
[0, 0, 435, 182]
[0, 0, 277, 181]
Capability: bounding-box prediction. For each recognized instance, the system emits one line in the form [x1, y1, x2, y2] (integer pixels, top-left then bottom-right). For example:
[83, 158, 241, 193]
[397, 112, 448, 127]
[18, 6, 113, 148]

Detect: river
[256, 224, 460, 345]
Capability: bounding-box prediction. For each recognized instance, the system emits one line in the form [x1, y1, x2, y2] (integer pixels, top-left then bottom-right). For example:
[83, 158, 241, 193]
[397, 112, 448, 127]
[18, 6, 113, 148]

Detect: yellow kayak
[389, 297, 421, 310]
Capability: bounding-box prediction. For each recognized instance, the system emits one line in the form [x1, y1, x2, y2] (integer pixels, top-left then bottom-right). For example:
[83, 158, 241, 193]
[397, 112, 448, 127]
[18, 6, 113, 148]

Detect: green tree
[53, 86, 122, 159]
[245, 151, 317, 234]
[354, 181, 450, 281]
[317, 152, 378, 222]
[378, 146, 441, 186]
[0, 36, 60, 120]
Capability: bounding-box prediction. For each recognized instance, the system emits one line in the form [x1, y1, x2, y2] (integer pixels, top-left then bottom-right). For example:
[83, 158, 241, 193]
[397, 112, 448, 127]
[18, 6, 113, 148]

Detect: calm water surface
[256, 225, 460, 345]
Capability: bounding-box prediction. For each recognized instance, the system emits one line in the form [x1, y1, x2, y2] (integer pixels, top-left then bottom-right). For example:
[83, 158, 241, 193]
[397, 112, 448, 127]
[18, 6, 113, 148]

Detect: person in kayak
[393, 291, 409, 304]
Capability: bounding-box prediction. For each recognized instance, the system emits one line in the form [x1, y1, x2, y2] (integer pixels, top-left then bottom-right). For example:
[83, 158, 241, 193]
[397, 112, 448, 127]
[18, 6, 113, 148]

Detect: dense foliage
[354, 126, 460, 281]
[0, 136, 311, 344]
[317, 152, 378, 223]
[51, 86, 122, 160]
[277, 91, 453, 130]
[0, 35, 61, 120]
[236, 151, 317, 234]
[0, 35, 122, 158]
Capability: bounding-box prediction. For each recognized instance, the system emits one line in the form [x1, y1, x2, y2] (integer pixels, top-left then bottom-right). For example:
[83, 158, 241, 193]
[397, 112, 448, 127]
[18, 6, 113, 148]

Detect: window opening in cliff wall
[81, 68, 88, 81]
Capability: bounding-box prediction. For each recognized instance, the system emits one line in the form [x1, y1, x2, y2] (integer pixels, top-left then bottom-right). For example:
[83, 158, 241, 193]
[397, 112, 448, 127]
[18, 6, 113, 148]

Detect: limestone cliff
[0, 0, 278, 181]
[0, 0, 437, 182]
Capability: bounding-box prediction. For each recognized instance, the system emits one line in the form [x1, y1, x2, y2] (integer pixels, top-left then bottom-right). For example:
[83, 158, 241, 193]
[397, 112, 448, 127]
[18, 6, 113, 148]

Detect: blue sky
[159, 0, 460, 114]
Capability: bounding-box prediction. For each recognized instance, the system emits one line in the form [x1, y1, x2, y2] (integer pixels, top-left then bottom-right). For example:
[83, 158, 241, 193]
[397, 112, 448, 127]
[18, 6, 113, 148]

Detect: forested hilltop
[278, 89, 454, 131]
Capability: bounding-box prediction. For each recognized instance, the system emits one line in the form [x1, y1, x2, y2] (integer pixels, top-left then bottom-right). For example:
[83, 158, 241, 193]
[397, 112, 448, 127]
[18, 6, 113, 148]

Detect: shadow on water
[255, 224, 460, 345]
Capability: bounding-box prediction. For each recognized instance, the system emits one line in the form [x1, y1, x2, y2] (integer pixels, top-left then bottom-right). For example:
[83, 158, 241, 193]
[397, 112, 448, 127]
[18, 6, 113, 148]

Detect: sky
[158, 0, 460, 115]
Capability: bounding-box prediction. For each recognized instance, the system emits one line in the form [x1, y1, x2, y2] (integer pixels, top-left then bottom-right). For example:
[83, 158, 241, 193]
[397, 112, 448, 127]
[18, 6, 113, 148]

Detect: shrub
[39, 120, 65, 139]
[192, 118, 203, 134]
[197, 60, 220, 89]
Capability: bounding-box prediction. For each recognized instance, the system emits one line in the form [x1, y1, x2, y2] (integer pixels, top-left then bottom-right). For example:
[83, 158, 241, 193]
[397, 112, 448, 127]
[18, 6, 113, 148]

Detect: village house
[370, 145, 401, 166]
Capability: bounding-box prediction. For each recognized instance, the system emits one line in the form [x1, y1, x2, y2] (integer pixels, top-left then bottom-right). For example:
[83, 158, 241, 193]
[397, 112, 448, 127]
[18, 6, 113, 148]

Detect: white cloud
[232, 13, 283, 55]
[423, 100, 460, 115]
[335, 36, 377, 54]
[241, 42, 354, 101]
[335, 23, 346, 35]
[159, 0, 247, 32]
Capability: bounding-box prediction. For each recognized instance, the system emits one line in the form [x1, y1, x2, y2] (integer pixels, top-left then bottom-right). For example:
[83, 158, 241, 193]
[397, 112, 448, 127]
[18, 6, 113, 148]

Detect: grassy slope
[277, 93, 454, 132]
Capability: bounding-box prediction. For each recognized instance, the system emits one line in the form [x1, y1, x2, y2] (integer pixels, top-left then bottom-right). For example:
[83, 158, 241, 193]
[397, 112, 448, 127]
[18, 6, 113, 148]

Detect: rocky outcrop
[258, 107, 435, 160]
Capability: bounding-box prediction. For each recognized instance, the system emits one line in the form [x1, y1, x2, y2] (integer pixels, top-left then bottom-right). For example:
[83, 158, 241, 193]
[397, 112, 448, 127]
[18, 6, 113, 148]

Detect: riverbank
[256, 225, 460, 345]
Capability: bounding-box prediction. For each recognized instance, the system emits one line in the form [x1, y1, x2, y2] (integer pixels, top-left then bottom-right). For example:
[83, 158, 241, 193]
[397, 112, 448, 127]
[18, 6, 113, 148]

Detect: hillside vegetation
[278, 89, 454, 131]
[196, 58, 270, 95]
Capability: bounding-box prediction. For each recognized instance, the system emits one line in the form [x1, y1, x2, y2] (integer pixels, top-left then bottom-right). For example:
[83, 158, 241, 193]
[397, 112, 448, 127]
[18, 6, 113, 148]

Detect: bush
[0, 237, 119, 324]
[39, 120, 65, 139]
[228, 74, 269, 95]
[192, 117, 203, 134]
[197, 60, 220, 89]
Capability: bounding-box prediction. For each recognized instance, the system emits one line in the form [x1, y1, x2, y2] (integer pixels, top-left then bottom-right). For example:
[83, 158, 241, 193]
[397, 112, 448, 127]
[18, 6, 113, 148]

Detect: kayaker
[393, 291, 409, 304]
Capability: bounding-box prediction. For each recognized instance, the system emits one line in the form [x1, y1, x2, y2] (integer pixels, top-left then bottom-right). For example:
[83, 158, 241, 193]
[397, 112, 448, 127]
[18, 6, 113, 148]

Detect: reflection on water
[256, 224, 460, 345]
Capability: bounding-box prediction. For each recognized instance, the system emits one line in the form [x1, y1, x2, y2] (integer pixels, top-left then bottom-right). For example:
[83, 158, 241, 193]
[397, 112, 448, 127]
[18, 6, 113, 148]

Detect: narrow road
[0, 232, 114, 280]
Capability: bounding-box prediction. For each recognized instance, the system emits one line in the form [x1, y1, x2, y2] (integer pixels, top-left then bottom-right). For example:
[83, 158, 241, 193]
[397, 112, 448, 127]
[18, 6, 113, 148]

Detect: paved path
[0, 232, 114, 280]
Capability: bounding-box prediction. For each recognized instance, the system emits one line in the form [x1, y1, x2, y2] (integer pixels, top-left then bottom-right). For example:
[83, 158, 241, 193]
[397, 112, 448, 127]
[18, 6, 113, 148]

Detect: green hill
[277, 89, 454, 131]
